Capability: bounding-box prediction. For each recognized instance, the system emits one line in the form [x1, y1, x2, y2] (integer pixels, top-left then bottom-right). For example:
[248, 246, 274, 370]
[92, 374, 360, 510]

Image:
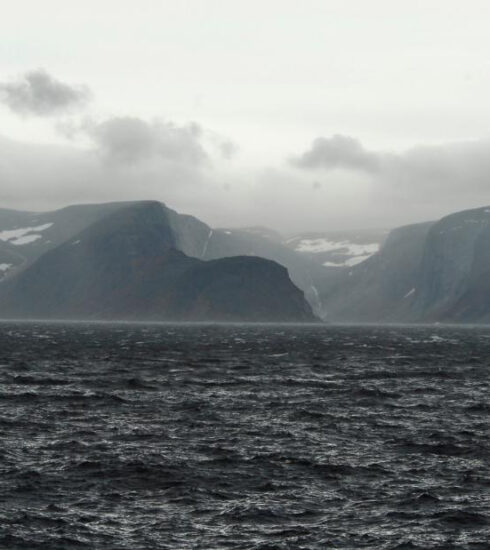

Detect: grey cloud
[85, 116, 208, 166]
[291, 134, 380, 172]
[286, 135, 490, 229]
[4, 130, 490, 234]
[0, 134, 211, 214]
[0, 69, 91, 116]
[292, 134, 490, 195]
[202, 130, 239, 160]
[218, 139, 238, 160]
[395, 140, 490, 191]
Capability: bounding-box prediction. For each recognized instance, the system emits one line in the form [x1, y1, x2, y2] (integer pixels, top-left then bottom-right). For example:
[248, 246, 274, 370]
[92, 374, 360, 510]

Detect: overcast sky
[1, 0, 490, 232]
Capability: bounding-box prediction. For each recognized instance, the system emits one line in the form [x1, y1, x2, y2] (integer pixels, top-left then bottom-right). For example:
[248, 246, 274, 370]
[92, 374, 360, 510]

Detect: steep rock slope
[409, 207, 490, 322]
[0, 202, 134, 279]
[321, 206, 490, 323]
[319, 221, 433, 321]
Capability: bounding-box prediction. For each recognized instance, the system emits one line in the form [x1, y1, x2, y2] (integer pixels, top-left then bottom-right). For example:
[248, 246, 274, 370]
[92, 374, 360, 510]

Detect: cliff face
[319, 221, 433, 322]
[0, 202, 316, 322]
[320, 206, 490, 324]
[410, 207, 490, 322]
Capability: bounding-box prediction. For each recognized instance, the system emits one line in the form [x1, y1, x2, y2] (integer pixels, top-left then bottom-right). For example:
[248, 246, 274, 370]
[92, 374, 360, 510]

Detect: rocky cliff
[320, 206, 490, 323]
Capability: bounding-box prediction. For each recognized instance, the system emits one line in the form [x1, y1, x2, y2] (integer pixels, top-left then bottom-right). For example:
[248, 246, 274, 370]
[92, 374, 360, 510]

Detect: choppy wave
[0, 322, 489, 549]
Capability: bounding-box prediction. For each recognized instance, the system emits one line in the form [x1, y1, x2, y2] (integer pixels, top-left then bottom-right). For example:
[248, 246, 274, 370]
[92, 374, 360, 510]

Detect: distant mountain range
[0, 203, 387, 319]
[0, 201, 316, 322]
[2, 200, 490, 323]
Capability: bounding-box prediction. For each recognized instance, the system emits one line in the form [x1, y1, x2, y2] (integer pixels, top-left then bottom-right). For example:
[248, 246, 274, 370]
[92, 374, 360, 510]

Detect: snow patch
[344, 255, 372, 267]
[324, 254, 373, 267]
[297, 237, 379, 267]
[296, 238, 379, 256]
[0, 263, 12, 272]
[0, 223, 53, 246]
[10, 234, 43, 245]
[404, 288, 416, 298]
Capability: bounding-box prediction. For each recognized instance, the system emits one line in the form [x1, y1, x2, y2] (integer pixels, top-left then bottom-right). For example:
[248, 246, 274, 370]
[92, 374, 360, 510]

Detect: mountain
[320, 206, 490, 323]
[319, 221, 433, 321]
[208, 227, 388, 313]
[186, 225, 329, 314]
[6, 199, 490, 324]
[0, 203, 130, 280]
[409, 207, 490, 322]
[0, 201, 316, 322]
[0, 202, 329, 314]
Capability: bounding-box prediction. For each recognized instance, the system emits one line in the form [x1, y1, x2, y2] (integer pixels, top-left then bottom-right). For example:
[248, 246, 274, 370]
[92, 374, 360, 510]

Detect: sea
[0, 322, 489, 549]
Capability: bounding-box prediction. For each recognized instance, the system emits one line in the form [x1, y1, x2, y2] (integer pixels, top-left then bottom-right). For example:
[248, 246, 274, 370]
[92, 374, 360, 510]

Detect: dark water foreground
[0, 322, 489, 549]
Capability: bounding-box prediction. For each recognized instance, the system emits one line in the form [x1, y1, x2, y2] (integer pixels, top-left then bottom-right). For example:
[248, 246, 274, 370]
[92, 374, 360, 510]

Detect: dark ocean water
[0, 322, 489, 550]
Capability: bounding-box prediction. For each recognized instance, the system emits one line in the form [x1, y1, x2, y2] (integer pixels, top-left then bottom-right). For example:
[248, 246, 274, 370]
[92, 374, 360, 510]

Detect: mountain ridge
[0, 201, 317, 322]
[0, 200, 330, 314]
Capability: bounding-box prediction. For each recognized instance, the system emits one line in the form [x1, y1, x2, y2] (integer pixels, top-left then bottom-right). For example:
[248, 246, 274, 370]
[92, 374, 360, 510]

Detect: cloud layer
[291, 134, 379, 172]
[85, 117, 208, 166]
[0, 69, 91, 116]
[287, 134, 490, 229]
[292, 133, 490, 196]
[2, 68, 490, 233]
[3, 129, 490, 232]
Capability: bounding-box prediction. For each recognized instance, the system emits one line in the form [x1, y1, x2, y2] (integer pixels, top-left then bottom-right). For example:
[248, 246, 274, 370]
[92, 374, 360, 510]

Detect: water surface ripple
[0, 322, 489, 549]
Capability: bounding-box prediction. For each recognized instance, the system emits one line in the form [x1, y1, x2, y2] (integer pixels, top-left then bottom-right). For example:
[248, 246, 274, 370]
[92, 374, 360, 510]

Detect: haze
[1, 0, 490, 233]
